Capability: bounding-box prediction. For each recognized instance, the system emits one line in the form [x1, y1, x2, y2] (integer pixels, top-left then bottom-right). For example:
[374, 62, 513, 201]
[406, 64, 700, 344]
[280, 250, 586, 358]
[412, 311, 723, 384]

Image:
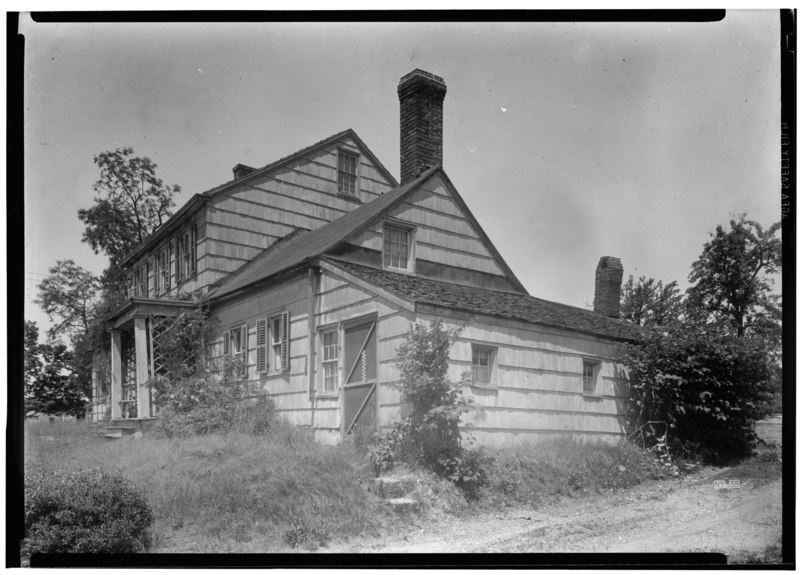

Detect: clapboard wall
[345, 173, 518, 291]
[310, 268, 412, 444]
[125, 134, 395, 299]
[210, 275, 313, 427]
[371, 307, 630, 446]
[204, 137, 395, 287]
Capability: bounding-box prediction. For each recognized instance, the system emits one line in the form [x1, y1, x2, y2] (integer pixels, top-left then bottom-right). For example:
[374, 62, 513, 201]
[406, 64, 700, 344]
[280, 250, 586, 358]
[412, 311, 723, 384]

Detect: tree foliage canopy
[24, 321, 86, 416]
[35, 260, 99, 341]
[686, 215, 781, 339]
[620, 275, 683, 328]
[77, 148, 180, 266]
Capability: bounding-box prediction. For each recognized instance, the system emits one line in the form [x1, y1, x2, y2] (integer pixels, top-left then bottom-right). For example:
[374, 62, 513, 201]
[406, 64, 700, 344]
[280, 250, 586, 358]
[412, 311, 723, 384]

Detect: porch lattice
[120, 333, 137, 419]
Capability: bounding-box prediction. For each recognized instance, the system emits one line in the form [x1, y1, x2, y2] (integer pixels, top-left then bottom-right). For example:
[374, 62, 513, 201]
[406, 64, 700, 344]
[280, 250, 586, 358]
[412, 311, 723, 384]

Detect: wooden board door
[343, 318, 378, 436]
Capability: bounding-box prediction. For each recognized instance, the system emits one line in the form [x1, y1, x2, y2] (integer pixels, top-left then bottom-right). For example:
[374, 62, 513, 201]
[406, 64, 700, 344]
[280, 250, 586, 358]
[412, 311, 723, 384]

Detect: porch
[97, 298, 198, 422]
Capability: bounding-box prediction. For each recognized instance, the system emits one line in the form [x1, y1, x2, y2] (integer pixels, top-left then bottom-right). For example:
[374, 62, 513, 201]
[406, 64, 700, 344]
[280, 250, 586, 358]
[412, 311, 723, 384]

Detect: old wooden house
[96, 69, 639, 445]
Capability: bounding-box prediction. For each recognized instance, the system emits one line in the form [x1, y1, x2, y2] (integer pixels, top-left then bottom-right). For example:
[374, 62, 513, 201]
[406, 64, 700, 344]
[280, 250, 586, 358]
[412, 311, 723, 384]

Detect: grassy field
[24, 420, 671, 554]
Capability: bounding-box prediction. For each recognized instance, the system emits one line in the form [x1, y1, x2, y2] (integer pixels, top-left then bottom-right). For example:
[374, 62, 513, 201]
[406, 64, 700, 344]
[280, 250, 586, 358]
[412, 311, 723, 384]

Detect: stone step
[371, 477, 415, 499]
[386, 498, 419, 514]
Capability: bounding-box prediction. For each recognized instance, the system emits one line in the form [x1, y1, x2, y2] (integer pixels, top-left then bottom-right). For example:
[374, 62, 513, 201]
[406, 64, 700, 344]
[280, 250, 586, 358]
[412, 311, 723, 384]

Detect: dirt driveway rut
[325, 463, 782, 557]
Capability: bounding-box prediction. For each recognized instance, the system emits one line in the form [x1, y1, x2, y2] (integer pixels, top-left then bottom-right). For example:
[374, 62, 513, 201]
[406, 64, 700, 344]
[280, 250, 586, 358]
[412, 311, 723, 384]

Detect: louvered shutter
[240, 326, 249, 378]
[190, 226, 197, 275]
[280, 311, 290, 372]
[223, 331, 230, 355]
[256, 319, 267, 372]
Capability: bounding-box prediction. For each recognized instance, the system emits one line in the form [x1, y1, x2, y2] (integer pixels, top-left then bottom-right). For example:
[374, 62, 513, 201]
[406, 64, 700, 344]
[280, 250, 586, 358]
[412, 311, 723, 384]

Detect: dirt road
[324, 461, 782, 559]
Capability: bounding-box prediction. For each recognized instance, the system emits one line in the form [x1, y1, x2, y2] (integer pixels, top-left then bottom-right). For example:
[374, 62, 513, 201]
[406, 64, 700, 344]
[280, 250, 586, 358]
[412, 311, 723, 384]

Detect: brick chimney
[593, 256, 624, 318]
[398, 69, 447, 184]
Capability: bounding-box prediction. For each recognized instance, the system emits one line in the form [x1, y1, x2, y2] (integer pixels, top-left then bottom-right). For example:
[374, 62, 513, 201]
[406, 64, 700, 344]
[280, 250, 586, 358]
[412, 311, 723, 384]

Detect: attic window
[337, 149, 359, 195]
[382, 223, 415, 271]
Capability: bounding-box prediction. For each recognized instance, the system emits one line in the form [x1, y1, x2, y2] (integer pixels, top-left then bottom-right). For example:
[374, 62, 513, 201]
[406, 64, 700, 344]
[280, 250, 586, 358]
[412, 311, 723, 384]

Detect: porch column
[110, 330, 122, 420]
[135, 317, 152, 419]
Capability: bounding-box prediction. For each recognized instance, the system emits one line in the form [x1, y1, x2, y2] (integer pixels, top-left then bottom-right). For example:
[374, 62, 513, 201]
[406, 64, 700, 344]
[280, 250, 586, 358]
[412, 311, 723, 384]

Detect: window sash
[583, 362, 596, 393]
[471, 347, 492, 385]
[337, 151, 358, 195]
[383, 226, 410, 269]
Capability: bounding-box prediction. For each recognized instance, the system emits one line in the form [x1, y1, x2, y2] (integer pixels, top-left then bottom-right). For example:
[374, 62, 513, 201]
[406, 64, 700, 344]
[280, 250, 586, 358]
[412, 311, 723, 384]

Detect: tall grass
[25, 420, 383, 552]
[480, 436, 668, 507]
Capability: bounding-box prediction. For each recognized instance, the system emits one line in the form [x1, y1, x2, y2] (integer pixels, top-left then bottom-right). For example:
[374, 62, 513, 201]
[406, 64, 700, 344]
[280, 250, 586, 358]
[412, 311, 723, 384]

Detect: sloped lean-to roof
[209, 165, 443, 301]
[120, 128, 397, 267]
[323, 257, 642, 342]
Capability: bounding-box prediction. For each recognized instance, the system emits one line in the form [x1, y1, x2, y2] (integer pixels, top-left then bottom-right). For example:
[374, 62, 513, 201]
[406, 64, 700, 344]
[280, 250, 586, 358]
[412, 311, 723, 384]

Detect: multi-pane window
[227, 325, 247, 378]
[269, 312, 289, 373]
[176, 227, 196, 284]
[337, 150, 358, 195]
[130, 263, 148, 298]
[471, 345, 493, 386]
[157, 246, 170, 294]
[583, 361, 599, 395]
[321, 330, 339, 392]
[383, 225, 410, 269]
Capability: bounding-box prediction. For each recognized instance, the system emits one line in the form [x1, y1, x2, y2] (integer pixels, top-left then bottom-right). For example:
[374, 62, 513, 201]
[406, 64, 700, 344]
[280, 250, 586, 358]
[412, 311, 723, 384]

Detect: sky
[21, 12, 783, 334]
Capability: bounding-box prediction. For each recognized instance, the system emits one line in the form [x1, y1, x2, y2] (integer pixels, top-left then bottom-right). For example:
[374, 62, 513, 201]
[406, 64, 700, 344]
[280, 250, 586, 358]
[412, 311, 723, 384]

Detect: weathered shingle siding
[204, 137, 395, 280]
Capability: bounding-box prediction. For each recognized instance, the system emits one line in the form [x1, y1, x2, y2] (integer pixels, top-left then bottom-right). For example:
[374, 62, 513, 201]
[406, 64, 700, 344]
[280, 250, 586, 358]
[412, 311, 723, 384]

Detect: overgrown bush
[149, 359, 277, 437]
[146, 308, 279, 437]
[24, 464, 152, 554]
[623, 325, 773, 462]
[369, 320, 485, 498]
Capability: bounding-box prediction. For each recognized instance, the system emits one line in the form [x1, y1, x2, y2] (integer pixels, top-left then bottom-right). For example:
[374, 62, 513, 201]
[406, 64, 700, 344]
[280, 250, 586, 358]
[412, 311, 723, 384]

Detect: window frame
[382, 221, 416, 273]
[157, 245, 171, 295]
[337, 148, 360, 197]
[176, 226, 197, 285]
[224, 325, 248, 379]
[268, 311, 290, 374]
[319, 327, 340, 395]
[470, 344, 497, 388]
[582, 359, 603, 398]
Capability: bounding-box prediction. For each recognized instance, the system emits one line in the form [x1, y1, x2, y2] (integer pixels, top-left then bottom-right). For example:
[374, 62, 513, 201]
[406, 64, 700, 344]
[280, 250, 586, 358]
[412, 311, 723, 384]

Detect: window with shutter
[281, 310, 290, 372]
[256, 319, 267, 373]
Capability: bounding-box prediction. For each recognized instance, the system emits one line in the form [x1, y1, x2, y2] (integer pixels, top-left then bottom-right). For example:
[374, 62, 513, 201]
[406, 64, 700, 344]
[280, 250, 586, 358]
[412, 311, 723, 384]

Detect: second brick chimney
[593, 256, 624, 318]
[398, 69, 447, 184]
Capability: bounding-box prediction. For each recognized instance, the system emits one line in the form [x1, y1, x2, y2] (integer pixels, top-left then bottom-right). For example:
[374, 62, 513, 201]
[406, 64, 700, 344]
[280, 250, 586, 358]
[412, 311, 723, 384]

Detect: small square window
[583, 360, 601, 396]
[471, 345, 495, 386]
[383, 224, 413, 270]
[338, 150, 359, 195]
[321, 329, 339, 392]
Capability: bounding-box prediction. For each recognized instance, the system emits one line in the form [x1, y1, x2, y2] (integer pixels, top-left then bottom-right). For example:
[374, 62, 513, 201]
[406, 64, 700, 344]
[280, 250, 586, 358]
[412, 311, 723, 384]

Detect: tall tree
[24, 321, 86, 416]
[35, 260, 100, 341]
[620, 275, 683, 328]
[78, 147, 180, 267]
[686, 216, 781, 339]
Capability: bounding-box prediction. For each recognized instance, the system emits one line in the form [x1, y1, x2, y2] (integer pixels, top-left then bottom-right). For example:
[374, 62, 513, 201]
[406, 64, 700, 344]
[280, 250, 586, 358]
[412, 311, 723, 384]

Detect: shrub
[24, 464, 153, 554]
[623, 325, 773, 462]
[149, 357, 278, 438]
[370, 320, 486, 498]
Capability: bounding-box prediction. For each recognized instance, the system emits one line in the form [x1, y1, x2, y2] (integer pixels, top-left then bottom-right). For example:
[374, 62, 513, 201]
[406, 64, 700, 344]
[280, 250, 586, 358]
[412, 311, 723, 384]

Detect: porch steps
[370, 476, 419, 514]
[102, 418, 157, 439]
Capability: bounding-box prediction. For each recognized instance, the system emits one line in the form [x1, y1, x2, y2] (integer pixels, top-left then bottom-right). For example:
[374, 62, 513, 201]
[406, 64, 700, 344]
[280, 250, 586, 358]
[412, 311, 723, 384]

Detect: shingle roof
[324, 257, 642, 341]
[209, 166, 441, 301]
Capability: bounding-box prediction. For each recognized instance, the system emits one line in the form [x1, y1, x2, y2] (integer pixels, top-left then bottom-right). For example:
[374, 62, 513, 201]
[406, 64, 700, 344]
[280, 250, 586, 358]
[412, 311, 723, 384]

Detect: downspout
[307, 265, 318, 427]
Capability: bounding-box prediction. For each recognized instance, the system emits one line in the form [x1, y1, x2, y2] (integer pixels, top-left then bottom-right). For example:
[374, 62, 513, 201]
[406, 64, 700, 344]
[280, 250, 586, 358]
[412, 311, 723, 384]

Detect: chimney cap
[398, 69, 447, 95]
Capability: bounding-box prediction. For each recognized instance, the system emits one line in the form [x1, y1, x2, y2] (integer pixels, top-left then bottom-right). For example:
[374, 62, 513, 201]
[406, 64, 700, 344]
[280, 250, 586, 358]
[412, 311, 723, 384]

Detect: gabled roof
[209, 165, 442, 301]
[120, 129, 397, 267]
[323, 257, 642, 342]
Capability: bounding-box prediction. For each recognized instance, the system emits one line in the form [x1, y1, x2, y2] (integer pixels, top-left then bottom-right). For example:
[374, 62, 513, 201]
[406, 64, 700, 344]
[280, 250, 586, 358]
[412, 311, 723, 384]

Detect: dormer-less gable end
[340, 168, 528, 294]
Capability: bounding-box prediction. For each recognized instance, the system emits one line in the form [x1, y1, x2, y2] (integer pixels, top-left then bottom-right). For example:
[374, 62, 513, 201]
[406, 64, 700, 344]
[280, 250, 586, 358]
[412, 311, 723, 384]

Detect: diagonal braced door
[342, 317, 378, 435]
